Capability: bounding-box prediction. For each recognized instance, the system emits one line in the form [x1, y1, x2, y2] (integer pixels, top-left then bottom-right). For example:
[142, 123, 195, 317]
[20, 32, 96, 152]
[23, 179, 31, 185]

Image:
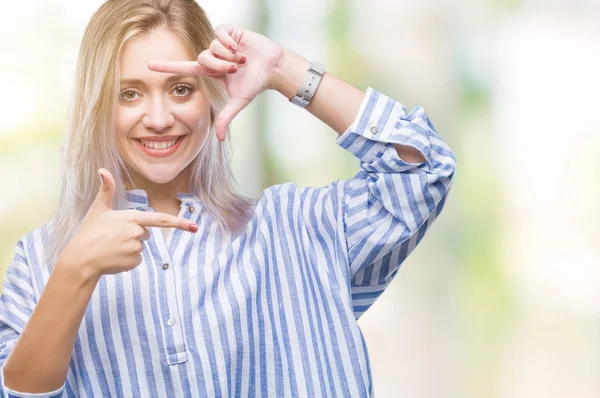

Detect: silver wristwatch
[290, 60, 325, 108]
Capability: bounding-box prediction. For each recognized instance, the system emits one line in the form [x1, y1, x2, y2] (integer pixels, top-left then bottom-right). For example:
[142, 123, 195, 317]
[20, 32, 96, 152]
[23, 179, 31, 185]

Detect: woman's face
[115, 28, 211, 186]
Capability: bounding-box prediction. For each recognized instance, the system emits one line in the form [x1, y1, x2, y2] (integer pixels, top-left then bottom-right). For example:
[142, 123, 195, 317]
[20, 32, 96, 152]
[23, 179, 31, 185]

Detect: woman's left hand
[148, 25, 284, 141]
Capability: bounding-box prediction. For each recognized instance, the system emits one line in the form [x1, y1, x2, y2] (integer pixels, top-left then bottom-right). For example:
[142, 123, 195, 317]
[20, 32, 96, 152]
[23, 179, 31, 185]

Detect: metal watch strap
[290, 60, 325, 108]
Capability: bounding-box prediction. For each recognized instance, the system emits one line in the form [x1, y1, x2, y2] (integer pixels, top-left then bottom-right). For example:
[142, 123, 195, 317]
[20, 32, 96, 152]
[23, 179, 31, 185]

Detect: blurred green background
[1, 0, 599, 397]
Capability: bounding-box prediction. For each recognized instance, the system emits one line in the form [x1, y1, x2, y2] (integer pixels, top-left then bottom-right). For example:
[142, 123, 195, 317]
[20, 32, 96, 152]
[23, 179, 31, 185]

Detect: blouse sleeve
[0, 238, 65, 398]
[337, 87, 456, 318]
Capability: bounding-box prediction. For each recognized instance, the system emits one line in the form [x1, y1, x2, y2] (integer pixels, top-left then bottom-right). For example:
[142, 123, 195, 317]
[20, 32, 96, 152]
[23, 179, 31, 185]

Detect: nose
[142, 96, 175, 132]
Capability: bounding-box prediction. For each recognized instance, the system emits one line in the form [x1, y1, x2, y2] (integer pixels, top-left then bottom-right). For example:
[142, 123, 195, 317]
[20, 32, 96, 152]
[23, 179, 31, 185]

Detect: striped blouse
[0, 87, 456, 397]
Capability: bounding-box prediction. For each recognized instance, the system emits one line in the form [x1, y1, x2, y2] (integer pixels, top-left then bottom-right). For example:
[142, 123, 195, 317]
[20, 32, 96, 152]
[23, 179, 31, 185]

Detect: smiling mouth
[135, 135, 185, 157]
[139, 137, 181, 150]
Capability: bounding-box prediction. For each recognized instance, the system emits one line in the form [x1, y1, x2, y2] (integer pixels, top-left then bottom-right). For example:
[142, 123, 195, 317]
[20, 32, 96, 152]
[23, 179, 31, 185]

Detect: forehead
[119, 28, 193, 77]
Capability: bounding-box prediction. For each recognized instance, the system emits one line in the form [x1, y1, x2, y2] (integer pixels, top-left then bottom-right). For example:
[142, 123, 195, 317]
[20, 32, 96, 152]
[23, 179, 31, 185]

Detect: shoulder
[12, 218, 55, 267]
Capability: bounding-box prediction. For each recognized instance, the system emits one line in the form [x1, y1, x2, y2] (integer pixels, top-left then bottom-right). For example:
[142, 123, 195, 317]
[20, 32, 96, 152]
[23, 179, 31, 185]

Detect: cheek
[175, 101, 211, 135]
[115, 107, 140, 139]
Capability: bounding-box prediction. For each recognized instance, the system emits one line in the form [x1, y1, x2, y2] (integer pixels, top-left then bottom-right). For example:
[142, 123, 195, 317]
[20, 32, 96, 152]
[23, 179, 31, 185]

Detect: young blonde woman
[0, 0, 456, 396]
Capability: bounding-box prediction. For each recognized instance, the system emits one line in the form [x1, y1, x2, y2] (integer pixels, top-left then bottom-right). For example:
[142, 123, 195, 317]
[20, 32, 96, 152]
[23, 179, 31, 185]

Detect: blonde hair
[46, 0, 255, 268]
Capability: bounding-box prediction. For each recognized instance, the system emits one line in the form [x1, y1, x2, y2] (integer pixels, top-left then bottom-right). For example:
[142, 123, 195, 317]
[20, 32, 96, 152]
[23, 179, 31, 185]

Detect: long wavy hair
[45, 0, 255, 268]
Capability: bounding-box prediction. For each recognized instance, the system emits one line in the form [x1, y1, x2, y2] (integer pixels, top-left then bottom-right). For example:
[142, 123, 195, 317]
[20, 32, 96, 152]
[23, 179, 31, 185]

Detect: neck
[126, 166, 191, 214]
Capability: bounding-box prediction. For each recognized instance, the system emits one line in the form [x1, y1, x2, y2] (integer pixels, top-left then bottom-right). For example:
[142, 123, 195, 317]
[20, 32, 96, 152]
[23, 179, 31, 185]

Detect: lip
[135, 134, 183, 142]
[135, 135, 185, 158]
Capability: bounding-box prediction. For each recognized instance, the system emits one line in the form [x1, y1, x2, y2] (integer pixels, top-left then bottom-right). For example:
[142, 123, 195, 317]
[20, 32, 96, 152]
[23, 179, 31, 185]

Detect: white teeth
[140, 138, 178, 150]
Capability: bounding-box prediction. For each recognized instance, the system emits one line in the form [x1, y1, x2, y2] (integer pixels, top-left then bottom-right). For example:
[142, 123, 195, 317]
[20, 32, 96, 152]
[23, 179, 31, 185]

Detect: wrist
[270, 47, 310, 99]
[56, 249, 101, 288]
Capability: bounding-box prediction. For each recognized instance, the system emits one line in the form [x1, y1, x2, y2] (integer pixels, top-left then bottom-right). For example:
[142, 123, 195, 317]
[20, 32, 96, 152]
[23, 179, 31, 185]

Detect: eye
[172, 84, 193, 97]
[120, 89, 140, 102]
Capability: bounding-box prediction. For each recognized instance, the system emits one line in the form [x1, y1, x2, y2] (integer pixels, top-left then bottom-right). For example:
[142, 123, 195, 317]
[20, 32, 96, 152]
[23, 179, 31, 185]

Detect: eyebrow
[119, 74, 197, 87]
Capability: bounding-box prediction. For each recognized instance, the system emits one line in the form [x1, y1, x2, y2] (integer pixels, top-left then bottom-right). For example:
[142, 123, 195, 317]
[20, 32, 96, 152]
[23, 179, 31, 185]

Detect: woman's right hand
[58, 168, 198, 280]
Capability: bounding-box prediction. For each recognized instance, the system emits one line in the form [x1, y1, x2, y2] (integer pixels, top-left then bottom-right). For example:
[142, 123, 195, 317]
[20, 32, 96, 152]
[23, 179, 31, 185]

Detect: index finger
[215, 25, 239, 53]
[129, 210, 198, 233]
[147, 61, 204, 75]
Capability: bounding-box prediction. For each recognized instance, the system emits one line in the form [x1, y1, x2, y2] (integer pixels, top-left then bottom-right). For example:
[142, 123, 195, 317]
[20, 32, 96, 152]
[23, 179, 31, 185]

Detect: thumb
[215, 97, 248, 142]
[94, 168, 116, 210]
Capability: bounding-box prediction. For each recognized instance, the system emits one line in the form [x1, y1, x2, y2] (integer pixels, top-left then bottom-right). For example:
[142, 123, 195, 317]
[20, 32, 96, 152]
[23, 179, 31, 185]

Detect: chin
[145, 174, 179, 185]
[135, 164, 185, 185]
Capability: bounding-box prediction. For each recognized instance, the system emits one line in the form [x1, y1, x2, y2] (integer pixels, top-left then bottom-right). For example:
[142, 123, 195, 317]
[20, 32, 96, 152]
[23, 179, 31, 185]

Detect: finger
[129, 211, 198, 232]
[93, 168, 115, 210]
[127, 241, 143, 256]
[210, 40, 246, 65]
[197, 50, 239, 75]
[132, 225, 151, 241]
[147, 60, 218, 76]
[141, 227, 151, 241]
[215, 25, 239, 54]
[215, 97, 249, 142]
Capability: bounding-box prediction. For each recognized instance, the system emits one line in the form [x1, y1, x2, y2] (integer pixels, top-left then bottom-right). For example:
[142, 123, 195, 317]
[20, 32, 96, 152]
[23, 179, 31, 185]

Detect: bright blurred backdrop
[1, 0, 599, 397]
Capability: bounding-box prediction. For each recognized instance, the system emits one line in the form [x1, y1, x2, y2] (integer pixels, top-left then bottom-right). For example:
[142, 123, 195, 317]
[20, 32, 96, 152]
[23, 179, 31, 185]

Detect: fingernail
[98, 172, 104, 183]
[229, 44, 237, 53]
[190, 223, 198, 232]
[239, 56, 247, 64]
[229, 64, 238, 73]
